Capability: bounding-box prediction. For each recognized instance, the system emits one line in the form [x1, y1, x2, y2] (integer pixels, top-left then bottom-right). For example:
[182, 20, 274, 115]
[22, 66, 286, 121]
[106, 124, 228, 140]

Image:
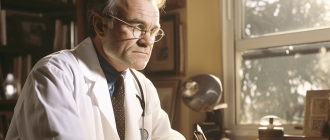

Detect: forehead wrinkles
[119, 0, 158, 16]
[128, 10, 159, 22]
[118, 0, 160, 27]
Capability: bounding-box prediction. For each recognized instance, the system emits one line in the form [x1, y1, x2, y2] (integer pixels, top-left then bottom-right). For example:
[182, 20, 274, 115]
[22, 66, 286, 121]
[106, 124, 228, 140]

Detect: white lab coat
[6, 38, 185, 140]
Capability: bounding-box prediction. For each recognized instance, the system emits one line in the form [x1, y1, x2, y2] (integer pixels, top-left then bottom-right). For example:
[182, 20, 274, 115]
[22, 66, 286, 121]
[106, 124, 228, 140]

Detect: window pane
[243, 0, 330, 38]
[238, 42, 330, 124]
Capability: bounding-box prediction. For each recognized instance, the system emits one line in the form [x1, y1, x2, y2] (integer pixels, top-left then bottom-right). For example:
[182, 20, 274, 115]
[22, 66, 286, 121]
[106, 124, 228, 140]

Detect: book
[61, 24, 68, 50]
[0, 10, 6, 46]
[53, 19, 63, 51]
[21, 54, 31, 89]
[22, 57, 27, 88]
[17, 56, 22, 96]
[26, 55, 31, 79]
[70, 20, 75, 48]
[54, 20, 75, 51]
[74, 22, 78, 46]
[13, 56, 22, 96]
[0, 62, 5, 99]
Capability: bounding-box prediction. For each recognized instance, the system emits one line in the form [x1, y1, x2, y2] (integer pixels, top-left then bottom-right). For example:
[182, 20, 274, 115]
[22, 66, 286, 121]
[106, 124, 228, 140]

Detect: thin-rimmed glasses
[105, 13, 165, 42]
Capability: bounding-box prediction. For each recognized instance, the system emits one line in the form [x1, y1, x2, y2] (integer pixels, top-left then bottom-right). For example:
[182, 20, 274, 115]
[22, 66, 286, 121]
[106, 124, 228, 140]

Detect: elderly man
[5, 0, 185, 139]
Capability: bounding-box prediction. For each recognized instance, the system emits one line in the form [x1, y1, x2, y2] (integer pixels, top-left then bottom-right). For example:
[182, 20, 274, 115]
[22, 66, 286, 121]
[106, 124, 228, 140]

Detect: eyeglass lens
[132, 27, 164, 42]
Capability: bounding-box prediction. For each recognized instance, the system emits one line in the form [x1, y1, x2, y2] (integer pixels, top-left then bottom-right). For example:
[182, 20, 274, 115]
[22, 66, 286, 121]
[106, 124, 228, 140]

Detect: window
[222, 0, 330, 137]
[239, 42, 330, 124]
[243, 0, 330, 37]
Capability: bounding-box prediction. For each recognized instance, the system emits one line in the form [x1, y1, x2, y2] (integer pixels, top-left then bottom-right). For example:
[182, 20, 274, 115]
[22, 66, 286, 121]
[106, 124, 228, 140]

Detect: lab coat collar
[75, 37, 100, 82]
[74, 38, 143, 139]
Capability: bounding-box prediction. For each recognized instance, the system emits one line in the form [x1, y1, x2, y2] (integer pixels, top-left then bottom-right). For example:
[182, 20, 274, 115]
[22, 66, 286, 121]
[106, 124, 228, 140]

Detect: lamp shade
[181, 74, 223, 112]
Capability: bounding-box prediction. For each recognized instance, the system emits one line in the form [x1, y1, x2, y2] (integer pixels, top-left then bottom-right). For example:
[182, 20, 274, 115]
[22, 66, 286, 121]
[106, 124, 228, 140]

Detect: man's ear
[93, 14, 107, 38]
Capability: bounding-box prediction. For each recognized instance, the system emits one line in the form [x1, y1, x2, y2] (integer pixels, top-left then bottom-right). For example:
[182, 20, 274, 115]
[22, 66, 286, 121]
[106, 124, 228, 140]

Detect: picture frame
[303, 90, 330, 137]
[145, 14, 180, 76]
[152, 80, 180, 126]
[165, 0, 186, 10]
[14, 15, 54, 50]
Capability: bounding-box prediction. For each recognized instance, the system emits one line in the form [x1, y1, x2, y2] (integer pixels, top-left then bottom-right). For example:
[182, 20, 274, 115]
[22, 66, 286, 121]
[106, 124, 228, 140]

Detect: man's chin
[130, 65, 146, 71]
[129, 62, 147, 70]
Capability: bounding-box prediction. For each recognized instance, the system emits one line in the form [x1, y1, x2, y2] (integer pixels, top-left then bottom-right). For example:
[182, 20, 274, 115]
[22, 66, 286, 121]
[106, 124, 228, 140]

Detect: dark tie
[112, 74, 125, 140]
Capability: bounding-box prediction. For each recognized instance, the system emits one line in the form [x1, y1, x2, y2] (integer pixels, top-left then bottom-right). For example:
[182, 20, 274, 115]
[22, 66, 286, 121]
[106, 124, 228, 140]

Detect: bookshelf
[0, 0, 87, 137]
[0, 0, 87, 78]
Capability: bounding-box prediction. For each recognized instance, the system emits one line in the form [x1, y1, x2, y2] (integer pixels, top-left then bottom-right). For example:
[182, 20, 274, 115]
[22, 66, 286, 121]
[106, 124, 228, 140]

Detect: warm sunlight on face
[102, 0, 160, 70]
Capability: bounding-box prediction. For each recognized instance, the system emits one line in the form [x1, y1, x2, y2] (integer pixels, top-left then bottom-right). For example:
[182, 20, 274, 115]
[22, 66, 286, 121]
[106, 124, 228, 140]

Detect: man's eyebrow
[126, 18, 145, 24]
[126, 18, 161, 29]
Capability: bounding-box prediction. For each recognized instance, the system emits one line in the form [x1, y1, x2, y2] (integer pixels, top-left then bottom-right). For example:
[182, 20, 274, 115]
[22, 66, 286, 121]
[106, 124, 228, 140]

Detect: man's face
[102, 0, 160, 70]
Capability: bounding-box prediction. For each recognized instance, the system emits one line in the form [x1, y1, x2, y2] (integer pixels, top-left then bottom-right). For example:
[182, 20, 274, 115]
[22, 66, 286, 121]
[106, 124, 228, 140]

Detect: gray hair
[86, 0, 166, 38]
[87, 0, 120, 38]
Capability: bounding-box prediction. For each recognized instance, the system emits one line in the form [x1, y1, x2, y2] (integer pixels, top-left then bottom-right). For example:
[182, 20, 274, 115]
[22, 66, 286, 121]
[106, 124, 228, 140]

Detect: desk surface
[256, 136, 328, 140]
[284, 136, 328, 140]
[257, 137, 328, 140]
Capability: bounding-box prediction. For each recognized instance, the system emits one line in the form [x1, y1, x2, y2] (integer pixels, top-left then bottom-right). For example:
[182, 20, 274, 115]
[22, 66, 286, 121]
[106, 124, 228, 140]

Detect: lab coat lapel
[75, 38, 119, 140]
[92, 72, 119, 140]
[125, 70, 143, 139]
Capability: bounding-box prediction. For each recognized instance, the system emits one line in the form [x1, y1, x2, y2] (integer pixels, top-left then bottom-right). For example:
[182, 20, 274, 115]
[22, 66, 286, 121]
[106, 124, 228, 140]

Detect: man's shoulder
[32, 50, 78, 72]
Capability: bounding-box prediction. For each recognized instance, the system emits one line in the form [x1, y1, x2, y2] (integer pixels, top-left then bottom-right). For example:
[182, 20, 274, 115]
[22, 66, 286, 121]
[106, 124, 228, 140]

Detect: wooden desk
[284, 136, 328, 140]
[256, 136, 328, 140]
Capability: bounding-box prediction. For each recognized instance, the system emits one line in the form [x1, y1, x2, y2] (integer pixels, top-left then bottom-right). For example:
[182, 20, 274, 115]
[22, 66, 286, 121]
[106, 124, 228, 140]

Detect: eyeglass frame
[104, 13, 165, 42]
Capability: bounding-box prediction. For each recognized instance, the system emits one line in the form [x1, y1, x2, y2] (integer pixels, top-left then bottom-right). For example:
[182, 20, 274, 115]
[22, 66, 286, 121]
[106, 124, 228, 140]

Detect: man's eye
[136, 24, 145, 30]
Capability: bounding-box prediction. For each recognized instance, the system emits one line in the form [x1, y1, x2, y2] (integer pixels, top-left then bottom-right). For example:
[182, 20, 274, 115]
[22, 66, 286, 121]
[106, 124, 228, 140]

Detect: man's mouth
[133, 51, 148, 56]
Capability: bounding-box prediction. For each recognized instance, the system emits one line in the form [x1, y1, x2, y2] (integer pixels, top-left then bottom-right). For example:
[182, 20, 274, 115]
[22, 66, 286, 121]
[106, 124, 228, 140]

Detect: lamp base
[259, 129, 284, 140]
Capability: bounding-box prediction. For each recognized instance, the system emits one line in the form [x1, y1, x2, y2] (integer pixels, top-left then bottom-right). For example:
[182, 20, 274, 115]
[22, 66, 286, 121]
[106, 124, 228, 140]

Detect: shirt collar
[93, 44, 127, 86]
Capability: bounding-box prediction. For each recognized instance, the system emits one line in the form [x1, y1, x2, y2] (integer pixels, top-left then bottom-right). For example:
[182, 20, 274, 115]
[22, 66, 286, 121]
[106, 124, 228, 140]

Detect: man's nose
[138, 32, 154, 47]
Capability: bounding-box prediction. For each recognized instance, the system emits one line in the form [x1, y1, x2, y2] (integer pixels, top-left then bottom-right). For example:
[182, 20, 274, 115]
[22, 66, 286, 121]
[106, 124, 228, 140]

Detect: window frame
[221, 0, 330, 137]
